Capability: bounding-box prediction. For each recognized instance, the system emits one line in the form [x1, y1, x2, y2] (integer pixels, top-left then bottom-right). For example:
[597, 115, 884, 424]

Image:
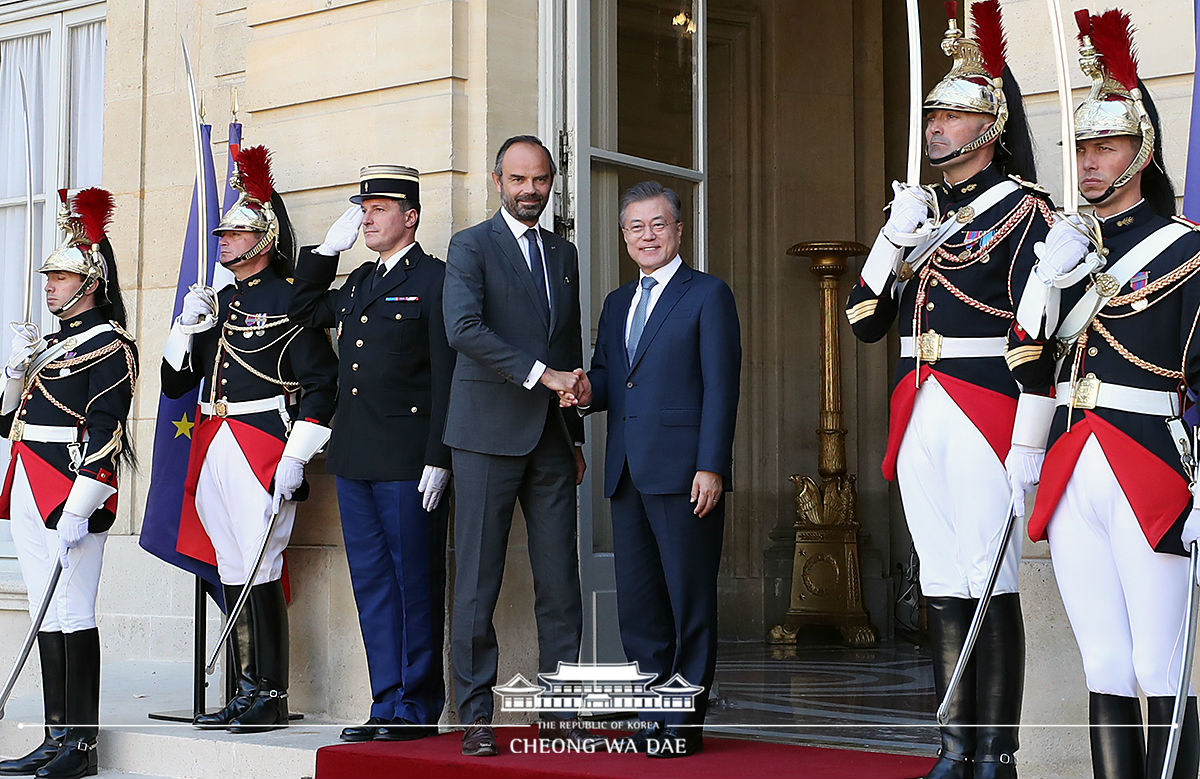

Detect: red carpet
[314, 726, 936, 778]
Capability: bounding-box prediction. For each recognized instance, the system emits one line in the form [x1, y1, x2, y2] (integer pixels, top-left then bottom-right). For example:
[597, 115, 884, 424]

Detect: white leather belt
[900, 333, 1007, 363]
[200, 396, 288, 418]
[1056, 378, 1181, 416]
[9, 423, 86, 444]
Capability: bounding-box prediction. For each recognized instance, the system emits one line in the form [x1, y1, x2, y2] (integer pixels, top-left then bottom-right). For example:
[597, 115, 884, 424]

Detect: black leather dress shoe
[461, 717, 498, 757]
[647, 727, 702, 758]
[339, 717, 389, 742]
[627, 722, 665, 753]
[377, 720, 436, 741]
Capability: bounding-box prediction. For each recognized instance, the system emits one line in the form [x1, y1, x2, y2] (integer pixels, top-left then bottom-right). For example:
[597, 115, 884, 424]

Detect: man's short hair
[493, 135, 558, 178]
[618, 181, 682, 228]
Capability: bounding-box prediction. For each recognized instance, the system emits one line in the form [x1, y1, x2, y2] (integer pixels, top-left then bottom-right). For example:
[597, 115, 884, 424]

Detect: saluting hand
[691, 471, 723, 518]
[315, 206, 365, 257]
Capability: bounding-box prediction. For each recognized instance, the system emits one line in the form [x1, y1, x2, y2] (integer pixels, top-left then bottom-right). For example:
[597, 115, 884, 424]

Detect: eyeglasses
[622, 220, 678, 238]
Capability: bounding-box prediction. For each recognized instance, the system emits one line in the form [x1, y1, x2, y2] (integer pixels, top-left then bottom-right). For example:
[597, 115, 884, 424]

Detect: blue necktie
[626, 276, 658, 361]
[525, 228, 550, 324]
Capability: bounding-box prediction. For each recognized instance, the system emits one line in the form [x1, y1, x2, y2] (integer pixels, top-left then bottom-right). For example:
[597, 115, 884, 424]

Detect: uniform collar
[234, 265, 275, 291]
[378, 241, 419, 275]
[1098, 199, 1151, 239]
[940, 164, 1004, 206]
[57, 307, 105, 334]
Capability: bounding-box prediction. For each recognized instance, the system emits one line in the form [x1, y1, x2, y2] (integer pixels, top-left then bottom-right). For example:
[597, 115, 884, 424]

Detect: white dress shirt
[624, 255, 683, 347]
[498, 208, 555, 389]
[375, 240, 418, 277]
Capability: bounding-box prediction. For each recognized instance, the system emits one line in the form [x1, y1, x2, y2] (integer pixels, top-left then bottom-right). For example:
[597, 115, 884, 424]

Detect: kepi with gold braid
[1073, 9, 1154, 201]
[923, 0, 1010, 164]
[38, 187, 115, 315]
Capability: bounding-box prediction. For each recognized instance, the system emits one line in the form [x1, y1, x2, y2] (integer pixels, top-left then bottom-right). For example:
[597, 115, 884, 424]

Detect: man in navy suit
[571, 181, 741, 757]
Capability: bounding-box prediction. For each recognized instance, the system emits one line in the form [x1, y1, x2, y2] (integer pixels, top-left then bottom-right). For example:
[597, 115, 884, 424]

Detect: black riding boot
[973, 593, 1024, 779]
[924, 597, 977, 779]
[0, 632, 67, 775]
[194, 584, 257, 728]
[228, 581, 289, 733]
[1146, 696, 1199, 779]
[1089, 692, 1145, 779]
[37, 628, 99, 779]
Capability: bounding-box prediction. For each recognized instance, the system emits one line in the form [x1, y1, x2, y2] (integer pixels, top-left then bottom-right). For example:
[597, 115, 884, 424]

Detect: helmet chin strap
[927, 147, 966, 167]
[1082, 183, 1119, 206]
[51, 274, 101, 318]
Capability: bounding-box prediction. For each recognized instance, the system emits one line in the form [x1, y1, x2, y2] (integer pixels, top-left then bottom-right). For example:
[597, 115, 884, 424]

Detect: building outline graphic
[494, 661, 704, 713]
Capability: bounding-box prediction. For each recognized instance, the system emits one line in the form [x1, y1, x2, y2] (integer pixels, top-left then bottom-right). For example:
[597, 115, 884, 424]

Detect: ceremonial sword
[936, 492, 1020, 725]
[180, 36, 219, 330]
[904, 0, 923, 188]
[204, 506, 284, 673]
[0, 560, 64, 719]
[11, 68, 40, 347]
[1161, 427, 1200, 779]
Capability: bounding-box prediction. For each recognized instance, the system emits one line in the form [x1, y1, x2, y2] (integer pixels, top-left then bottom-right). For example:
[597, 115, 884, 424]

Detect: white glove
[1004, 443, 1045, 520]
[882, 181, 932, 243]
[5, 329, 42, 379]
[315, 206, 364, 257]
[57, 510, 89, 568]
[1033, 216, 1093, 285]
[271, 455, 305, 514]
[180, 284, 218, 327]
[418, 465, 451, 512]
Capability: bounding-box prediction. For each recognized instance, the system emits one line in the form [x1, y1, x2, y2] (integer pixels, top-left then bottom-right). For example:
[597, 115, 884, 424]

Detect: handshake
[541, 368, 592, 408]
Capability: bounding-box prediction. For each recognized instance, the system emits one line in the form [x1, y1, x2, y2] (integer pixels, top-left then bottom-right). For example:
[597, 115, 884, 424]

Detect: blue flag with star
[139, 122, 224, 607]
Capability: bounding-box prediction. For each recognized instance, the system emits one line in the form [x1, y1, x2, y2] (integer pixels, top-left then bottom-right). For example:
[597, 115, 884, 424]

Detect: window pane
[591, 0, 696, 168]
[0, 33, 50, 198]
[68, 21, 106, 188]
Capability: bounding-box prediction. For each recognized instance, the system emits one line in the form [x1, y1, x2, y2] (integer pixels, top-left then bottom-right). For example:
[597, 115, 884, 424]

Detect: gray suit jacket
[442, 210, 585, 456]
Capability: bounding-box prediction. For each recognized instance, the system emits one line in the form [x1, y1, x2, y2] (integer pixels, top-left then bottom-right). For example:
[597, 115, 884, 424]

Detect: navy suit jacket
[587, 262, 741, 497]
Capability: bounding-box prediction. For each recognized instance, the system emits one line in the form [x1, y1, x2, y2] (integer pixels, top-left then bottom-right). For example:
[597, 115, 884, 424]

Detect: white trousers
[1048, 436, 1192, 697]
[8, 457, 106, 633]
[896, 376, 1020, 598]
[195, 422, 295, 586]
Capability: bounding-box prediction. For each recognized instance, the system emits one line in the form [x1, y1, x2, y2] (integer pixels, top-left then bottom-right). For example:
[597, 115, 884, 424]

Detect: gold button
[410, 406, 418, 414]
[221, 378, 227, 385]
[926, 302, 935, 311]
[351, 387, 359, 395]
[230, 314, 238, 320]
[395, 314, 403, 320]
[361, 315, 368, 324]
[19, 409, 26, 416]
[355, 339, 364, 347]
[222, 362, 230, 369]
[352, 363, 359, 371]
[1088, 347, 1099, 357]
[930, 279, 939, 287]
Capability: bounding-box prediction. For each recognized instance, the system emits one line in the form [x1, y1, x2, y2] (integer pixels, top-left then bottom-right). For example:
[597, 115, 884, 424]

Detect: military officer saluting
[1014, 10, 1200, 777]
[161, 146, 337, 733]
[289, 165, 454, 741]
[845, 3, 1052, 777]
[0, 188, 137, 779]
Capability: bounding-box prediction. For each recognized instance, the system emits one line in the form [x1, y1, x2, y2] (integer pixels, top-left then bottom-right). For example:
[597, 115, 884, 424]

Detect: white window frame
[0, 0, 106, 561]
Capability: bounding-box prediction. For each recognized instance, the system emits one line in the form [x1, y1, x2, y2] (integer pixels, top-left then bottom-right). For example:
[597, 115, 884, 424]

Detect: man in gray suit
[443, 135, 590, 757]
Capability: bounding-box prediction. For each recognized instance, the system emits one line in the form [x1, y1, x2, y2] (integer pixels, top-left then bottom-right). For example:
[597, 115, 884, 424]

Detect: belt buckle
[9, 419, 24, 442]
[214, 399, 229, 418]
[917, 331, 942, 363]
[1072, 374, 1100, 410]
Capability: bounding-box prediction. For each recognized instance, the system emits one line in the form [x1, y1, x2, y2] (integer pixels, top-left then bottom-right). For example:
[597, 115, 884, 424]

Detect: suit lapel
[627, 263, 692, 374]
[491, 212, 550, 333]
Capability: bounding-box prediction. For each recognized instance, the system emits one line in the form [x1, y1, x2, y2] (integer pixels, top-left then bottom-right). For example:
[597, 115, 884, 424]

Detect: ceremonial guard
[289, 166, 453, 740]
[0, 189, 137, 778]
[161, 146, 337, 732]
[845, 4, 1052, 777]
[1014, 11, 1200, 778]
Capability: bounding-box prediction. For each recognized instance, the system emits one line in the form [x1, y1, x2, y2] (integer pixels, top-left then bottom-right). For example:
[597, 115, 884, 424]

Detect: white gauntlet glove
[1004, 444, 1044, 520]
[315, 206, 364, 257]
[418, 466, 451, 512]
[5, 328, 42, 380]
[881, 181, 934, 245]
[271, 456, 305, 514]
[179, 284, 218, 330]
[1033, 215, 1098, 288]
[57, 511, 89, 569]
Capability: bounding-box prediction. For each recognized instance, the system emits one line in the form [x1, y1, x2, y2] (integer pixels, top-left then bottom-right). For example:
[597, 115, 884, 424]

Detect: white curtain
[68, 21, 105, 188]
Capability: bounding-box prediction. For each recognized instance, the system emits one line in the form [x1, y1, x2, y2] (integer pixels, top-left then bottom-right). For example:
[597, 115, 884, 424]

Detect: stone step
[0, 659, 345, 779]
